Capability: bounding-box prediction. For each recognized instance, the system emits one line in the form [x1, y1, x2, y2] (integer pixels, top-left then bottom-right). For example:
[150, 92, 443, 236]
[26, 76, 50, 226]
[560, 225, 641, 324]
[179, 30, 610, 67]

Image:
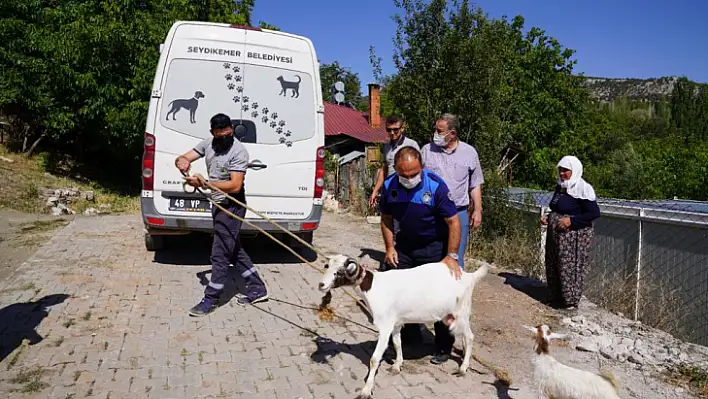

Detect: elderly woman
[540, 156, 600, 311]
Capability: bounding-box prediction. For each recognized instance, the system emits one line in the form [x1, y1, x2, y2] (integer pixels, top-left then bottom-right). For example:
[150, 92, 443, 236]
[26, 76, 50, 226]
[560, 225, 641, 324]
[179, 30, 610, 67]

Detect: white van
[140, 21, 325, 251]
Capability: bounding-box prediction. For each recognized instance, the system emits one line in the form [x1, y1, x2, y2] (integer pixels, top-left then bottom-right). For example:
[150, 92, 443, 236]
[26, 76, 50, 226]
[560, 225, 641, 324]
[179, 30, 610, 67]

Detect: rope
[180, 171, 510, 385]
[179, 171, 371, 321]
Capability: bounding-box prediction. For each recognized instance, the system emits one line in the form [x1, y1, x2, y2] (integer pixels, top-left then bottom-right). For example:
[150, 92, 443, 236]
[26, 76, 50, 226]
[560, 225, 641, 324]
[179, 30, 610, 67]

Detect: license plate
[169, 197, 212, 213]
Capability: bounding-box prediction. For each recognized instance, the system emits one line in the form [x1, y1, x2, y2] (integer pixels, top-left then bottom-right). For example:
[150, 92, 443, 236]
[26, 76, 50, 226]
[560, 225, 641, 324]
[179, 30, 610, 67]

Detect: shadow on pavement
[310, 330, 438, 369]
[482, 379, 521, 399]
[152, 232, 318, 266]
[0, 294, 70, 362]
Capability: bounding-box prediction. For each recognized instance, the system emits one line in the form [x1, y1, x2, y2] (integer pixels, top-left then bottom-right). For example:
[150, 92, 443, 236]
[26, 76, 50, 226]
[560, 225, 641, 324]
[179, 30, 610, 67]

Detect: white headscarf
[556, 155, 596, 201]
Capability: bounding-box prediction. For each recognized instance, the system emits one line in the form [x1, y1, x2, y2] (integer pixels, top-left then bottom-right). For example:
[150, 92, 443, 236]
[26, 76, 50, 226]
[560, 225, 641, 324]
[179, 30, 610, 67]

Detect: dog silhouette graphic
[165, 91, 206, 123]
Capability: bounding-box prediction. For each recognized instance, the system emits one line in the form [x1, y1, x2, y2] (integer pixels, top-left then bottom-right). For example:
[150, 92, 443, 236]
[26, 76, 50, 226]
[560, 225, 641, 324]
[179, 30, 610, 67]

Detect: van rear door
[151, 24, 248, 218]
[151, 24, 320, 223]
[237, 28, 320, 222]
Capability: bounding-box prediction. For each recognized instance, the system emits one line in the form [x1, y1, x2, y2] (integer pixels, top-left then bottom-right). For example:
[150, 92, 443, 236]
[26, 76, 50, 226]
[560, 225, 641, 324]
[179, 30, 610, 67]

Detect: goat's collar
[353, 265, 375, 292]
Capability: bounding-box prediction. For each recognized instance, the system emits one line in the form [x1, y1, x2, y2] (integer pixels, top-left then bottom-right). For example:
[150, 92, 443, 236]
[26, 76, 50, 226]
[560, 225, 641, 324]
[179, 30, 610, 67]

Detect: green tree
[380, 0, 587, 181]
[0, 0, 277, 187]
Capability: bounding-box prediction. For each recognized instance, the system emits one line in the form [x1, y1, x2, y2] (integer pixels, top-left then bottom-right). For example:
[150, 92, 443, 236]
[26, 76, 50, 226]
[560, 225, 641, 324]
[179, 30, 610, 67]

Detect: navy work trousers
[204, 202, 266, 301]
[393, 241, 455, 355]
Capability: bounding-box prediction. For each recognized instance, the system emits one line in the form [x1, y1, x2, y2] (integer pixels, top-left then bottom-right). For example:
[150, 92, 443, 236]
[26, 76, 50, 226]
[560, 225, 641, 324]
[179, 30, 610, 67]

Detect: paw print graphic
[235, 75, 242, 82]
[232, 66, 240, 73]
[286, 141, 293, 147]
[236, 86, 244, 93]
[270, 121, 277, 128]
[278, 120, 286, 127]
[261, 116, 269, 123]
[276, 127, 283, 134]
[242, 104, 250, 111]
[252, 102, 259, 109]
[262, 107, 269, 115]
[242, 96, 249, 103]
[251, 111, 259, 118]
[225, 74, 233, 81]
[271, 112, 278, 120]
[227, 83, 235, 90]
[232, 96, 240, 103]
[279, 137, 286, 144]
[285, 130, 292, 137]
[223, 62, 231, 69]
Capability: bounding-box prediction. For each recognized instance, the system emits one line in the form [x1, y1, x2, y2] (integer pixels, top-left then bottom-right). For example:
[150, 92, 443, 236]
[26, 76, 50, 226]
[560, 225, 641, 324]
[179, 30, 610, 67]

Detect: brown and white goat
[319, 254, 488, 399]
[523, 324, 621, 399]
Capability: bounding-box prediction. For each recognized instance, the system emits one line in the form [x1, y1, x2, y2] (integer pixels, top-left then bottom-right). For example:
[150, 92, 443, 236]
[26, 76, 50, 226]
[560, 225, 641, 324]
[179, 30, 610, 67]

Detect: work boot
[236, 290, 269, 305]
[188, 297, 217, 317]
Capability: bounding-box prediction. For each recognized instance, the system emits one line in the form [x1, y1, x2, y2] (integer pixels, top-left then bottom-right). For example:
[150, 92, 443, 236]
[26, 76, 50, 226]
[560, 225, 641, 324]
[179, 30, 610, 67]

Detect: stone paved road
[0, 212, 537, 399]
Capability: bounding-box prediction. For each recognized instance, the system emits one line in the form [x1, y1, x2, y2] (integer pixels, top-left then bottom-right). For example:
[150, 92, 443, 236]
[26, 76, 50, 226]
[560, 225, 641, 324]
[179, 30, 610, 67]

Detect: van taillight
[142, 133, 155, 191]
[314, 146, 325, 199]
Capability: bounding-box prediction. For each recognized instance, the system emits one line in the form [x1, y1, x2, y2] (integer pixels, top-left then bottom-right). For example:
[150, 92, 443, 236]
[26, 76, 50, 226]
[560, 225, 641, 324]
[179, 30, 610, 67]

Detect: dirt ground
[0, 209, 693, 398]
[0, 210, 71, 282]
[319, 211, 692, 398]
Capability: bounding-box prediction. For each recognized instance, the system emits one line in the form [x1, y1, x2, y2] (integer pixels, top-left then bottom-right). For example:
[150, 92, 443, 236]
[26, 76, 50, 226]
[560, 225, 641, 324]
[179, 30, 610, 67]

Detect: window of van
[160, 59, 315, 146]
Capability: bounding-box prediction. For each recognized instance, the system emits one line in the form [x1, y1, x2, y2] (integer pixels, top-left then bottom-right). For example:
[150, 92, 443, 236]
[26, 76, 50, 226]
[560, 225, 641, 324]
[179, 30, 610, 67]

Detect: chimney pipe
[368, 83, 381, 129]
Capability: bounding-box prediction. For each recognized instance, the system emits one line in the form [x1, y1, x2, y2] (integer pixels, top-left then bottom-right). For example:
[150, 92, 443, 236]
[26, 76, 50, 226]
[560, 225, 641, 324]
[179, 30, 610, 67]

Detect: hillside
[355, 76, 703, 107]
[582, 76, 681, 102]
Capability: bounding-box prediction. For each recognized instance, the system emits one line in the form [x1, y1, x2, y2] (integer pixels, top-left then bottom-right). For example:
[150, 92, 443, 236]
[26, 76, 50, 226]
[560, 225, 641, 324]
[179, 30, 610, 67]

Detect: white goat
[523, 324, 621, 399]
[318, 254, 488, 399]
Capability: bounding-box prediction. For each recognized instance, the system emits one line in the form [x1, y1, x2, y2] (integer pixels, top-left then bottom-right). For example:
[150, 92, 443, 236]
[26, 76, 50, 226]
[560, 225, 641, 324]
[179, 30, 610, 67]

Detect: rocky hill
[581, 76, 680, 102]
[357, 76, 699, 106]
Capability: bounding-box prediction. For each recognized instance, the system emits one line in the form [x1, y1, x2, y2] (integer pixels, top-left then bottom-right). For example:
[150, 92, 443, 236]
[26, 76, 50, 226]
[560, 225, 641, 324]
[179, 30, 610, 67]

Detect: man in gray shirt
[421, 113, 484, 269]
[369, 115, 420, 208]
[176, 113, 268, 316]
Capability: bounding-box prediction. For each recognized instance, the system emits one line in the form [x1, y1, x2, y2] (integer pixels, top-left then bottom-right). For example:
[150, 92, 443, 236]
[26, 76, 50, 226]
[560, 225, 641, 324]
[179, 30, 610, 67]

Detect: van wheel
[292, 232, 313, 255]
[145, 233, 165, 252]
[298, 232, 314, 245]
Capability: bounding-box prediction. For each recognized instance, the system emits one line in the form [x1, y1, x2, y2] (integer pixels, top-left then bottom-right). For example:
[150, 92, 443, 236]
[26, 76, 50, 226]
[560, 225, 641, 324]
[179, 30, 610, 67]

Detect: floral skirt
[544, 212, 594, 307]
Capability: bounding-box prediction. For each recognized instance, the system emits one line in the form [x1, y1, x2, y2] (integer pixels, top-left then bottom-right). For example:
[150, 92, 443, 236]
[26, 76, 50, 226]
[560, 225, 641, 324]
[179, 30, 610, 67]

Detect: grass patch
[53, 336, 64, 347]
[9, 366, 50, 393]
[585, 268, 685, 337]
[0, 145, 139, 214]
[62, 318, 76, 328]
[468, 230, 541, 278]
[5, 340, 28, 370]
[82, 311, 91, 321]
[664, 363, 708, 397]
[19, 219, 68, 233]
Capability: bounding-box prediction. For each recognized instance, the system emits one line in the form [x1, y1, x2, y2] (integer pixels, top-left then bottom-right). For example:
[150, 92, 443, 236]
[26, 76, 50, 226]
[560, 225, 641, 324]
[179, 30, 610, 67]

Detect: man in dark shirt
[176, 113, 268, 317]
[378, 146, 463, 365]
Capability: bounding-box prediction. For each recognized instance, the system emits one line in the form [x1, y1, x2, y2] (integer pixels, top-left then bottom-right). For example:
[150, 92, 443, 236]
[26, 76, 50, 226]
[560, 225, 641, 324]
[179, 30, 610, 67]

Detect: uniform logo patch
[422, 191, 433, 205]
[391, 189, 398, 200]
[448, 191, 454, 201]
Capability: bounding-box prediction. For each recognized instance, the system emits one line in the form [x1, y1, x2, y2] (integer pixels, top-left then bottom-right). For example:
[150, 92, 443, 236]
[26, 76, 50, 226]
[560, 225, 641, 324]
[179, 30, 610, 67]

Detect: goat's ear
[345, 259, 358, 275]
[522, 325, 537, 334]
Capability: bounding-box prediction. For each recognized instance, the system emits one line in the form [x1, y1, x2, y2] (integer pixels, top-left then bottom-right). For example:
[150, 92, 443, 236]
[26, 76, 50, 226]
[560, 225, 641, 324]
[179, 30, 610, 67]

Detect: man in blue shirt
[379, 146, 462, 365]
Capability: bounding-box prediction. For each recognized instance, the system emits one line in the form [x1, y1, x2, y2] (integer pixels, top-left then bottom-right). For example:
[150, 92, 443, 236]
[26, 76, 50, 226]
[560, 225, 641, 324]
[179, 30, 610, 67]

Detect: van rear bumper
[140, 197, 323, 235]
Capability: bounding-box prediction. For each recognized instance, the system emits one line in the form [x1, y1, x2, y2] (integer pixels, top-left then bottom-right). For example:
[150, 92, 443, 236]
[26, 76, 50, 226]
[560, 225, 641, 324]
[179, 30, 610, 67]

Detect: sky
[252, 0, 708, 94]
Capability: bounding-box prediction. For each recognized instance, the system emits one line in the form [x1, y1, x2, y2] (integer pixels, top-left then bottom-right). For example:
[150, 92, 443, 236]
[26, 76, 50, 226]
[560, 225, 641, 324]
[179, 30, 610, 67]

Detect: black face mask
[211, 134, 234, 155]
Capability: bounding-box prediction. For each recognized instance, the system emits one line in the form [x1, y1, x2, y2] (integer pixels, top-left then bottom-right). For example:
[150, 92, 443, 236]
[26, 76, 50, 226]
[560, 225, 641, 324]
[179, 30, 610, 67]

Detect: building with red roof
[324, 84, 388, 157]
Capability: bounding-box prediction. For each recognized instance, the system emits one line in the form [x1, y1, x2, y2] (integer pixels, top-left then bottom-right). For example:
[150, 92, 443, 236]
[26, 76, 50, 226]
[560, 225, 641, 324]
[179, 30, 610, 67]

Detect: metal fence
[506, 188, 708, 346]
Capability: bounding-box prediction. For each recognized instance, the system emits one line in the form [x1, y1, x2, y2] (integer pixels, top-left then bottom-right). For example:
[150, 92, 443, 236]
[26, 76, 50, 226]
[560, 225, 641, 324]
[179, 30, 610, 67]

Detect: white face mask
[399, 174, 422, 189]
[433, 131, 451, 147]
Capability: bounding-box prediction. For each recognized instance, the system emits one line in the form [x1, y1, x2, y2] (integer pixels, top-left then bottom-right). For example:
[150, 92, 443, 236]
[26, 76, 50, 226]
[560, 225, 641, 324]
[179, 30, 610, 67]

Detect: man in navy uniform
[176, 113, 268, 316]
[378, 146, 463, 365]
